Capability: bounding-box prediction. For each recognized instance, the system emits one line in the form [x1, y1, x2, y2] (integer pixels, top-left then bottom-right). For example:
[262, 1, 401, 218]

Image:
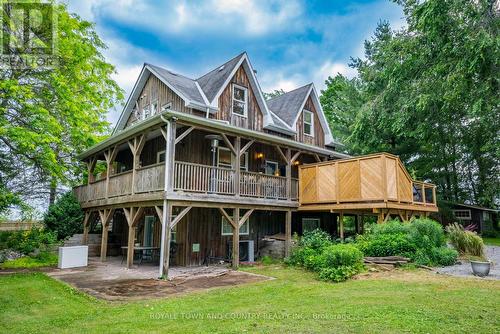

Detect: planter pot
[470, 260, 491, 277]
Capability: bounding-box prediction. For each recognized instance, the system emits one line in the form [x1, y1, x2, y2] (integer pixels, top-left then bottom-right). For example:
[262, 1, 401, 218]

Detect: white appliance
[58, 246, 88, 269]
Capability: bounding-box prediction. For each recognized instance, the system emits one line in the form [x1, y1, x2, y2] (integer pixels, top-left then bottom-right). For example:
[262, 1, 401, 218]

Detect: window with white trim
[303, 110, 314, 136]
[302, 218, 320, 233]
[151, 100, 158, 115]
[453, 210, 471, 220]
[157, 150, 165, 163]
[265, 160, 279, 176]
[143, 104, 150, 120]
[221, 214, 249, 236]
[217, 147, 248, 171]
[232, 84, 247, 117]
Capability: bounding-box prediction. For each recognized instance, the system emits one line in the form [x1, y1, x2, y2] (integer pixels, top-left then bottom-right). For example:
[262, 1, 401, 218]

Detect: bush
[317, 244, 364, 282]
[299, 229, 333, 251]
[356, 219, 457, 267]
[356, 233, 416, 257]
[446, 223, 485, 259]
[43, 191, 84, 240]
[0, 251, 58, 269]
[5, 228, 57, 255]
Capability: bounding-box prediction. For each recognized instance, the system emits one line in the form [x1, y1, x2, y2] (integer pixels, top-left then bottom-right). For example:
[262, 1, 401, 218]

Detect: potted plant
[469, 256, 491, 277]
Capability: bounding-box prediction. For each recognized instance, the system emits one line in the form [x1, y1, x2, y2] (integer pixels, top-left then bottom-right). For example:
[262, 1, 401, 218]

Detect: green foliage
[298, 229, 334, 251]
[260, 256, 280, 265]
[3, 228, 58, 255]
[446, 223, 486, 259]
[356, 219, 457, 266]
[0, 251, 58, 269]
[356, 233, 416, 257]
[0, 1, 123, 212]
[288, 233, 364, 282]
[263, 89, 286, 100]
[320, 0, 499, 208]
[43, 191, 84, 240]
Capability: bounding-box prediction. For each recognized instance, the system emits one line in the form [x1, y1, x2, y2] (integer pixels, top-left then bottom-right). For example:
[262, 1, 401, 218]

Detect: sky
[64, 0, 405, 125]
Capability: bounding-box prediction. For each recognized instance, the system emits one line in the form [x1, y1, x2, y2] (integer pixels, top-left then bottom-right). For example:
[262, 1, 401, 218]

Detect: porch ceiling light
[256, 152, 264, 159]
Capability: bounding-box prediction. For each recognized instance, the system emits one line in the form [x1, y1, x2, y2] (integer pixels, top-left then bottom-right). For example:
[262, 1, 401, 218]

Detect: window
[171, 215, 177, 242]
[483, 211, 491, 221]
[303, 110, 314, 136]
[217, 147, 248, 170]
[232, 84, 247, 117]
[302, 218, 320, 233]
[453, 210, 471, 220]
[151, 101, 158, 115]
[265, 161, 279, 176]
[157, 150, 165, 163]
[221, 213, 249, 236]
[143, 104, 150, 120]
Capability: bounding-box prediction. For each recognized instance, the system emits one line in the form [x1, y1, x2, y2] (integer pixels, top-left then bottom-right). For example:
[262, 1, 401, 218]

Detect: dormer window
[232, 84, 247, 117]
[303, 110, 314, 136]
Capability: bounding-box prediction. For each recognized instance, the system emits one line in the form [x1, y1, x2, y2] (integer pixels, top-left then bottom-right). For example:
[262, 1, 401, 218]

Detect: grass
[0, 252, 58, 269]
[483, 237, 500, 246]
[1, 266, 499, 333]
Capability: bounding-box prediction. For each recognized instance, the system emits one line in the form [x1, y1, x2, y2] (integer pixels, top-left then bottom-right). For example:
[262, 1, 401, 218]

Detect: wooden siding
[294, 95, 325, 147]
[125, 75, 192, 128]
[215, 65, 264, 131]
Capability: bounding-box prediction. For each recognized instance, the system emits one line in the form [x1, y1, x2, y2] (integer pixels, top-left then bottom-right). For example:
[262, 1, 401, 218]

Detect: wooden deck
[298, 153, 438, 215]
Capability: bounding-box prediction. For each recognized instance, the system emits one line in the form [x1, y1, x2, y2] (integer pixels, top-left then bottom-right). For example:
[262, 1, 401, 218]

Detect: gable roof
[267, 84, 312, 126]
[197, 52, 245, 103]
[147, 64, 206, 106]
[113, 52, 342, 149]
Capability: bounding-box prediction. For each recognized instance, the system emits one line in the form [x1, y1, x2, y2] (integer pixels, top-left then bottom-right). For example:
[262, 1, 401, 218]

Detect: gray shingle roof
[196, 52, 246, 103]
[147, 63, 206, 105]
[266, 83, 312, 126]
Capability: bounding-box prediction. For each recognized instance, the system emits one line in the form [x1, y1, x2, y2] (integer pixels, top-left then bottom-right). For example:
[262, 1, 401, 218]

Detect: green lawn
[0, 266, 499, 334]
[483, 237, 500, 246]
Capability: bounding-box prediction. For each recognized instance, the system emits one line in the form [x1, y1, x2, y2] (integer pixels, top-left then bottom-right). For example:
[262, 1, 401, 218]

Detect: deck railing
[240, 171, 287, 199]
[173, 161, 235, 195]
[135, 163, 165, 193]
[75, 161, 299, 203]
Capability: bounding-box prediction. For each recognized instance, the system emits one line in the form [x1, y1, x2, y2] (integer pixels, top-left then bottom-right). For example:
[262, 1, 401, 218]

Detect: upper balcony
[298, 153, 438, 212]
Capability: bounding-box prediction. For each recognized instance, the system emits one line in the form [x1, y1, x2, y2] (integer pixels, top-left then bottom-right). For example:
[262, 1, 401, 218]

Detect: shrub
[0, 251, 58, 269]
[446, 223, 485, 259]
[408, 218, 446, 249]
[43, 191, 84, 240]
[355, 233, 416, 257]
[317, 244, 364, 282]
[5, 228, 57, 255]
[356, 218, 457, 267]
[299, 229, 333, 251]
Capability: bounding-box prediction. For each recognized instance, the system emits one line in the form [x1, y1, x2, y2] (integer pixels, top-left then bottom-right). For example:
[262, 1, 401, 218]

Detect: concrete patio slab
[46, 257, 270, 301]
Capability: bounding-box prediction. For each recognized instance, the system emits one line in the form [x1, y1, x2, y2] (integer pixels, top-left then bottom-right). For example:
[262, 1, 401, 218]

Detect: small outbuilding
[435, 202, 499, 235]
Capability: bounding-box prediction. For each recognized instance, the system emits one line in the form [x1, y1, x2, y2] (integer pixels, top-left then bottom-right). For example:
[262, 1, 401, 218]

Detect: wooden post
[360, 214, 364, 234]
[377, 212, 384, 224]
[234, 137, 241, 196]
[104, 146, 118, 199]
[285, 210, 292, 258]
[123, 207, 144, 269]
[161, 121, 177, 194]
[232, 208, 240, 270]
[163, 203, 172, 277]
[339, 211, 344, 240]
[87, 157, 97, 184]
[286, 148, 291, 200]
[98, 209, 114, 261]
[82, 212, 90, 245]
[128, 134, 147, 195]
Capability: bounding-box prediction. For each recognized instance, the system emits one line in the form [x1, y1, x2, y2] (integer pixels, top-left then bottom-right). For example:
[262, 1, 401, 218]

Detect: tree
[43, 191, 84, 240]
[264, 89, 286, 100]
[0, 1, 123, 212]
[320, 0, 499, 207]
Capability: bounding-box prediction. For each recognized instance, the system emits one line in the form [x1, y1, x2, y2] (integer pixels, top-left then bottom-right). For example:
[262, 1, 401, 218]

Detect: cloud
[313, 61, 357, 90]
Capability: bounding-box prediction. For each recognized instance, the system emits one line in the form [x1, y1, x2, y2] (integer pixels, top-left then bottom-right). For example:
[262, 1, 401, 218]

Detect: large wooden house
[74, 52, 437, 277]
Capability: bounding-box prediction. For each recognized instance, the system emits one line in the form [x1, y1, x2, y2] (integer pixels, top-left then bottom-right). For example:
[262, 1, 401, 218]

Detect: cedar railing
[299, 153, 436, 207]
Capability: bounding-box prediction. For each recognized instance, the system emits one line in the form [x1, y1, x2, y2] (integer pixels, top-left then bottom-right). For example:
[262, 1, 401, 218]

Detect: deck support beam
[82, 211, 91, 245]
[98, 208, 115, 261]
[339, 211, 344, 240]
[285, 209, 292, 257]
[123, 207, 144, 269]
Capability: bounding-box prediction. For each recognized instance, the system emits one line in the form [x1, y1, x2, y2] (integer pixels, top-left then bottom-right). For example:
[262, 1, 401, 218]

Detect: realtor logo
[1, 1, 57, 68]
